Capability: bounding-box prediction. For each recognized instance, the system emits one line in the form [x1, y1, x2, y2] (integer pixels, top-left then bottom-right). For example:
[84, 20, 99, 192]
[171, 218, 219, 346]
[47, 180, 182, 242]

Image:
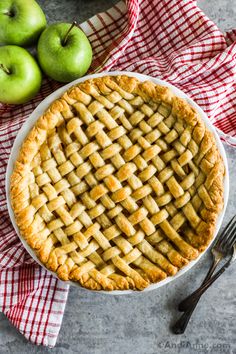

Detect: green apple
[0, 45, 42, 104]
[0, 0, 47, 46]
[37, 22, 93, 83]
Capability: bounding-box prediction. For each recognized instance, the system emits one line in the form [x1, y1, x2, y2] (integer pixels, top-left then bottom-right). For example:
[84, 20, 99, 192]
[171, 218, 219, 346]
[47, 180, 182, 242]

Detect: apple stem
[4, 11, 14, 17]
[0, 64, 10, 75]
[63, 21, 77, 46]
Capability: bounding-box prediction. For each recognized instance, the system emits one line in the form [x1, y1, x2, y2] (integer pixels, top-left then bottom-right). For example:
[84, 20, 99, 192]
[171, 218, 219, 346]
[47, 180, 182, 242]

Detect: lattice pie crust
[10, 75, 224, 291]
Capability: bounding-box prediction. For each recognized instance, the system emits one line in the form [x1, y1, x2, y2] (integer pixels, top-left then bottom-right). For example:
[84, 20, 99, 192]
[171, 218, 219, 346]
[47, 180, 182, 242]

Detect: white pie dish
[6, 71, 229, 295]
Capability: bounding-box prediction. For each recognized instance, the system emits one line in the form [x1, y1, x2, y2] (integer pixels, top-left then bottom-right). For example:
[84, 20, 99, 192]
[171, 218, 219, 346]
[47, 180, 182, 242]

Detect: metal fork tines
[172, 215, 236, 334]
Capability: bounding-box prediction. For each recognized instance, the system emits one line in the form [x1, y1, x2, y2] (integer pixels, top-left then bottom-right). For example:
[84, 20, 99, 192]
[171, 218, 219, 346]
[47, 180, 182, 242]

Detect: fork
[172, 215, 236, 334]
[179, 215, 236, 311]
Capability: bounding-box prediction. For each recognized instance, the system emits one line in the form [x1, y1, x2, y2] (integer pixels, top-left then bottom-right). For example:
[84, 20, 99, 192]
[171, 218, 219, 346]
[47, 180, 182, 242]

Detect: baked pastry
[10, 75, 224, 291]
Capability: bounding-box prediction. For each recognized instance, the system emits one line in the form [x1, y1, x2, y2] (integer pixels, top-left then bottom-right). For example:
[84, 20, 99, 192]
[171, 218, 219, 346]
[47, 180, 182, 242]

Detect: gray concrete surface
[1, 0, 236, 353]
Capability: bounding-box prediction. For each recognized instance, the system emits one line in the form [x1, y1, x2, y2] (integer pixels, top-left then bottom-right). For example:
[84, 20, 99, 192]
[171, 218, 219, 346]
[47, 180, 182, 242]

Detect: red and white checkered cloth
[1, 0, 236, 347]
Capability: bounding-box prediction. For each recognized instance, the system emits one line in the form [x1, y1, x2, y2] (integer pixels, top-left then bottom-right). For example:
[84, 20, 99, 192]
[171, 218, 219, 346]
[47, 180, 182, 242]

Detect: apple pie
[10, 75, 224, 291]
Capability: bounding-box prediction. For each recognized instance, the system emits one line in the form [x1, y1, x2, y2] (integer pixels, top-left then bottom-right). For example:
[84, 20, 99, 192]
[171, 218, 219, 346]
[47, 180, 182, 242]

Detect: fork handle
[173, 259, 230, 334]
[179, 258, 230, 311]
[178, 257, 220, 311]
[172, 296, 200, 334]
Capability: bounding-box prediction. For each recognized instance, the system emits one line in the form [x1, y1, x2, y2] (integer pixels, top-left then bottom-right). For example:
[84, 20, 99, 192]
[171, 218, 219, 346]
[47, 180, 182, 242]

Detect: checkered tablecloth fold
[1, 0, 236, 347]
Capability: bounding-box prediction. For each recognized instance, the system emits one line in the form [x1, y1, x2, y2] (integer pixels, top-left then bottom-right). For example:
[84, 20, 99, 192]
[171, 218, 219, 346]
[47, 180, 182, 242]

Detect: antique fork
[172, 215, 236, 334]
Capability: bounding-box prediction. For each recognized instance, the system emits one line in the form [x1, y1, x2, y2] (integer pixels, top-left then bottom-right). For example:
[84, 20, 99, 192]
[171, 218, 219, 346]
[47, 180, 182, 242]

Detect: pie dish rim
[6, 71, 229, 294]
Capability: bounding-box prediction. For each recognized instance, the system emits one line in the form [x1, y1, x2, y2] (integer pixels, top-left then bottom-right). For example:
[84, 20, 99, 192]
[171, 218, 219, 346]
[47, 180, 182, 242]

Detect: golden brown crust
[10, 75, 224, 291]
